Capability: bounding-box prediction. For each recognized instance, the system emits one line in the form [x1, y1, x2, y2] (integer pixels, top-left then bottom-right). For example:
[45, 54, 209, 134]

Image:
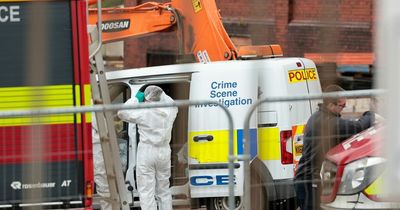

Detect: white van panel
[300, 58, 323, 112]
[188, 65, 258, 131]
[256, 58, 322, 180]
[283, 59, 313, 126]
[188, 63, 258, 198]
[189, 166, 244, 198]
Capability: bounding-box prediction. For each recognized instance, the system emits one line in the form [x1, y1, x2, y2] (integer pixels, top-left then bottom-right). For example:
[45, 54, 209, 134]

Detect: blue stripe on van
[237, 128, 257, 160]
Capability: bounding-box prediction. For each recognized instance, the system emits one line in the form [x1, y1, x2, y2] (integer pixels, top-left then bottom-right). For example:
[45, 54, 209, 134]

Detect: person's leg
[93, 141, 112, 210]
[155, 147, 172, 210]
[294, 180, 306, 210]
[303, 182, 314, 210]
[312, 184, 322, 210]
[295, 180, 314, 210]
[136, 143, 157, 210]
[295, 180, 313, 210]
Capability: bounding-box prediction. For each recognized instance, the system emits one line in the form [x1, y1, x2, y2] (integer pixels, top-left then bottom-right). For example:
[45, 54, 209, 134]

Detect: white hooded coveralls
[92, 115, 128, 210]
[118, 88, 178, 210]
[92, 115, 112, 210]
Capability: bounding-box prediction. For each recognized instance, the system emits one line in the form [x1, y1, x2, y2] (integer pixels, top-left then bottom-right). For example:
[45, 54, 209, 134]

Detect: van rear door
[187, 62, 257, 198]
[299, 58, 322, 111]
[286, 58, 322, 170]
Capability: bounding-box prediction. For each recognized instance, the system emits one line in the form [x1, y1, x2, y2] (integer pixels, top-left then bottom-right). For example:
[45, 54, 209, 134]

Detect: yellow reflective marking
[294, 125, 305, 135]
[189, 130, 237, 163]
[293, 125, 305, 158]
[364, 175, 383, 196]
[84, 85, 92, 122]
[0, 84, 92, 126]
[0, 115, 76, 127]
[0, 85, 74, 110]
[258, 127, 280, 160]
[75, 85, 83, 124]
[191, 0, 202, 13]
[288, 68, 318, 83]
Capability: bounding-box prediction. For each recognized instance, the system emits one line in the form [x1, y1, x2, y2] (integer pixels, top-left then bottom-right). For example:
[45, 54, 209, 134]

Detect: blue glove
[135, 91, 145, 102]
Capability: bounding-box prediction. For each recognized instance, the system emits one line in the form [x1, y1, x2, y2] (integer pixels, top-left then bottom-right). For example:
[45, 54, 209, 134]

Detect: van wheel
[250, 168, 267, 210]
[206, 196, 242, 210]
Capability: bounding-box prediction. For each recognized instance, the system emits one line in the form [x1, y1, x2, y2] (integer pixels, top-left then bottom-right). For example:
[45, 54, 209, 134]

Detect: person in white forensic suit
[92, 115, 112, 210]
[92, 114, 128, 210]
[117, 85, 178, 210]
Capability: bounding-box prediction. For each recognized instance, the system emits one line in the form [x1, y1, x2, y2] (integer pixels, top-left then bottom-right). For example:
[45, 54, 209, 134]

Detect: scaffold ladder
[88, 25, 130, 210]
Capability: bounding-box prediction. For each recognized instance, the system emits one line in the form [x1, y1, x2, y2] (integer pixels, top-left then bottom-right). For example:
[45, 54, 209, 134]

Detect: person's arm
[117, 98, 144, 124]
[337, 111, 375, 139]
[369, 97, 385, 125]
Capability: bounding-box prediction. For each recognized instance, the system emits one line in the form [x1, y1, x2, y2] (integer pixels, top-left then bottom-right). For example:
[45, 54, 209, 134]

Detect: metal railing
[376, 0, 400, 198]
[0, 99, 238, 210]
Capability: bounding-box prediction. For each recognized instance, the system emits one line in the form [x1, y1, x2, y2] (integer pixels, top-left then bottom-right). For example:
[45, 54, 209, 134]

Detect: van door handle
[193, 135, 214, 142]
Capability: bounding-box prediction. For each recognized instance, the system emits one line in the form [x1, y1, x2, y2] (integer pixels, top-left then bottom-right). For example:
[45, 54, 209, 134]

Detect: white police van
[106, 57, 322, 209]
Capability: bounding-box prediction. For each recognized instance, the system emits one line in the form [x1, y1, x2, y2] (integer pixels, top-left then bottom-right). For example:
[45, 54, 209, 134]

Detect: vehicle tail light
[280, 130, 293, 164]
[85, 181, 93, 207]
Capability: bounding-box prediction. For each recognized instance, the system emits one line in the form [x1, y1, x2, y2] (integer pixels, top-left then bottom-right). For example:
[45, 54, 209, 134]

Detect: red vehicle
[0, 0, 93, 209]
[320, 125, 400, 209]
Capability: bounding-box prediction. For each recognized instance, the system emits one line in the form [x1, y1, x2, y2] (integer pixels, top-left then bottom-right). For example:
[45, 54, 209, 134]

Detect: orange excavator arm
[88, 0, 282, 62]
[170, 0, 238, 61]
[88, 2, 176, 43]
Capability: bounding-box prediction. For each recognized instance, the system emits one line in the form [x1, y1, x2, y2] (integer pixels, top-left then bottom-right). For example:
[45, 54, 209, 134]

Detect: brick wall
[123, 0, 177, 68]
[123, 0, 374, 69]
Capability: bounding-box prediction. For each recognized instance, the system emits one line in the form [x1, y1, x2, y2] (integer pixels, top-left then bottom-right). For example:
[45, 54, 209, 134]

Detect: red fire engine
[0, 0, 92, 209]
